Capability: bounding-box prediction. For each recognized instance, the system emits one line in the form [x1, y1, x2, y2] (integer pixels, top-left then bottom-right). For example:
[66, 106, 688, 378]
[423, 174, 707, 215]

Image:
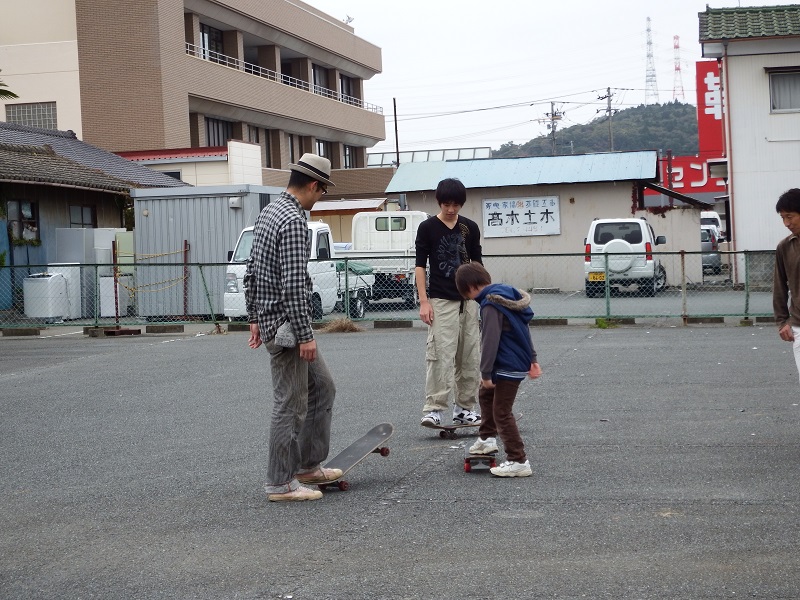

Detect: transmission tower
[645, 17, 660, 105]
[673, 35, 685, 101]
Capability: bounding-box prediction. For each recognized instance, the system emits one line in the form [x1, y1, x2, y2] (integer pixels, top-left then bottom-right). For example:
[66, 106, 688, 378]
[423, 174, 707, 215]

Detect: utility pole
[393, 97, 400, 167]
[597, 87, 616, 151]
[545, 101, 563, 156]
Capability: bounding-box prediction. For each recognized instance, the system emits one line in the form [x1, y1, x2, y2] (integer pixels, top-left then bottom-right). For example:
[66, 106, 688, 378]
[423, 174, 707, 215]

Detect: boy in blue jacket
[455, 262, 541, 477]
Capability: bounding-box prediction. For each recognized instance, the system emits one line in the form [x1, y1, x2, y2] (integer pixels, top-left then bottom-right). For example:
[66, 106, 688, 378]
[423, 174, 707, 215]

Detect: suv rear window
[593, 223, 643, 245]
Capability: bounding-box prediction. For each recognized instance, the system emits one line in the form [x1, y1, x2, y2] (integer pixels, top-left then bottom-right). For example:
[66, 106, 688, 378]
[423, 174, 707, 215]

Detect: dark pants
[477, 378, 525, 463]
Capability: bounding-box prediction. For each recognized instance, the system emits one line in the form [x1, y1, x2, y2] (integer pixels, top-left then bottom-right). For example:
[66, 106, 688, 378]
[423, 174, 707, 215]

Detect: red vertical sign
[696, 60, 724, 158]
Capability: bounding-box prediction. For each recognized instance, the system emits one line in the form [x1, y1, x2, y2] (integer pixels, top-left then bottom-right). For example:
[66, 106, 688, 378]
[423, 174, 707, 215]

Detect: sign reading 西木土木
[482, 197, 560, 238]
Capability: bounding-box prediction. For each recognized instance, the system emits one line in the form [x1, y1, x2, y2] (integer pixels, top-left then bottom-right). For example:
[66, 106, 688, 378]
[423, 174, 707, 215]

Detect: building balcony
[186, 43, 382, 115]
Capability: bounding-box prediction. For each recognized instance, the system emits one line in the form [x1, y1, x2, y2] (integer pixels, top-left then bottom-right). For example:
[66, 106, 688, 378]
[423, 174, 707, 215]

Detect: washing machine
[47, 263, 82, 320]
[23, 273, 68, 321]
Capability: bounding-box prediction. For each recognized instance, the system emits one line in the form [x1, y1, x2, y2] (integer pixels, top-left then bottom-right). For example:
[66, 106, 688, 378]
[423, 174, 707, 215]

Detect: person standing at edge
[245, 153, 341, 502]
[415, 178, 483, 427]
[773, 188, 800, 385]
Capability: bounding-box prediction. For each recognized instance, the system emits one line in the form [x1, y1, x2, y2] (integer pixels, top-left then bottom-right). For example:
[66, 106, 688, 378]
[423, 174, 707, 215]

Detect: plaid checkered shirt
[244, 191, 314, 344]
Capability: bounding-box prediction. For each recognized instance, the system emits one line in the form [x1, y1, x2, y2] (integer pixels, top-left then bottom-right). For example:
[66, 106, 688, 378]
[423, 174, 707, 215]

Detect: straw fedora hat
[289, 153, 335, 186]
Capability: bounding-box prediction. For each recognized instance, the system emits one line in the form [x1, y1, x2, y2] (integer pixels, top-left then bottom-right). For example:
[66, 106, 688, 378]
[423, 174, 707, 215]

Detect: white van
[700, 211, 724, 241]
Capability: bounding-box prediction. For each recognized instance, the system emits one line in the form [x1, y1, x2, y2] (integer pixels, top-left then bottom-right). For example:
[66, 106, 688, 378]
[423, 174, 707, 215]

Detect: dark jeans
[477, 378, 525, 463]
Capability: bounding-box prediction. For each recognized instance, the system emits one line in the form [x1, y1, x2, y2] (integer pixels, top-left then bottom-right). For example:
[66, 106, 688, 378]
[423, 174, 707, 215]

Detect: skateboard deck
[464, 446, 498, 473]
[421, 420, 481, 439]
[318, 423, 393, 491]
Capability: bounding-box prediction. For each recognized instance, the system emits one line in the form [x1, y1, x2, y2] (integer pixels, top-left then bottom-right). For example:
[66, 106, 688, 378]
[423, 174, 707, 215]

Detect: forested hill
[493, 101, 699, 158]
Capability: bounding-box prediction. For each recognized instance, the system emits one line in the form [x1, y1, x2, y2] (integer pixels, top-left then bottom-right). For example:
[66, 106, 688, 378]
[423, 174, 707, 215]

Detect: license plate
[588, 272, 605, 282]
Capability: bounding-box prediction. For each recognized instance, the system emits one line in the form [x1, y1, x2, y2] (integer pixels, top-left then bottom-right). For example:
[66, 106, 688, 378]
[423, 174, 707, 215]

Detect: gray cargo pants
[263, 339, 336, 494]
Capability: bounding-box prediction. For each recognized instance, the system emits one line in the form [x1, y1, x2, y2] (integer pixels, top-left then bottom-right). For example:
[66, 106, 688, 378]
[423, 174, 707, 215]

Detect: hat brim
[288, 163, 335, 187]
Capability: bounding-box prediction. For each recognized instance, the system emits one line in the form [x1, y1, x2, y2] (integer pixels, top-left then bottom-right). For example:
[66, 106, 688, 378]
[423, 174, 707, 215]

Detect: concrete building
[386, 151, 710, 293]
[699, 4, 800, 251]
[0, 0, 386, 188]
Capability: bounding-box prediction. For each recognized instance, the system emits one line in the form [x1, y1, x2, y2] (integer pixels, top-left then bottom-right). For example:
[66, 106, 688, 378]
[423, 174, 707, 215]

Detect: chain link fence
[0, 250, 777, 329]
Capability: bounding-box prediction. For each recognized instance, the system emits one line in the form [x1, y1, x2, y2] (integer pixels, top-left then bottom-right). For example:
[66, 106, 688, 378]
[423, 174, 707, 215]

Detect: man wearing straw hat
[245, 153, 340, 502]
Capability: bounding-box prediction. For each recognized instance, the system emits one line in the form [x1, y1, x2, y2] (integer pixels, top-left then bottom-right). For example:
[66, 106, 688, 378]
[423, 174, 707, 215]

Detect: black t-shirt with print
[415, 215, 482, 301]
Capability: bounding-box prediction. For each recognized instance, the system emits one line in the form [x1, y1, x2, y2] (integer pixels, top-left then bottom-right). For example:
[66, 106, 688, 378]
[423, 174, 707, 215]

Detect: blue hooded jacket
[475, 283, 534, 380]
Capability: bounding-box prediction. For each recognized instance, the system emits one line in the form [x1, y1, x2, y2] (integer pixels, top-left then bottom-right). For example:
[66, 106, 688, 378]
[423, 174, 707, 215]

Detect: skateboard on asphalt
[317, 423, 393, 491]
[464, 446, 498, 473]
[421, 420, 481, 439]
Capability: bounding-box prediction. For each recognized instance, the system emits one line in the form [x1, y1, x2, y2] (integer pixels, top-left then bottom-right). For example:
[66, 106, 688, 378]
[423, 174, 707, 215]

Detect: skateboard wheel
[490, 460, 497, 468]
[464, 460, 471, 473]
[439, 431, 447, 439]
[379, 447, 390, 457]
[337, 480, 350, 491]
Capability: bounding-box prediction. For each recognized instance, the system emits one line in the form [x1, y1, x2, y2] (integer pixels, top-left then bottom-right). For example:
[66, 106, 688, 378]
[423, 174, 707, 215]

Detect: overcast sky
[307, 0, 798, 154]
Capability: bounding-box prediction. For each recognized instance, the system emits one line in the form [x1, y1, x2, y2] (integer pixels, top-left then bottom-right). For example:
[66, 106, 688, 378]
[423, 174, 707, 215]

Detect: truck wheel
[312, 295, 323, 321]
[349, 294, 366, 319]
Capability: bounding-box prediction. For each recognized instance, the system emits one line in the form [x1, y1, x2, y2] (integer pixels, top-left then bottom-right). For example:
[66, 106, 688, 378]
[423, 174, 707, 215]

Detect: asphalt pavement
[1, 321, 799, 599]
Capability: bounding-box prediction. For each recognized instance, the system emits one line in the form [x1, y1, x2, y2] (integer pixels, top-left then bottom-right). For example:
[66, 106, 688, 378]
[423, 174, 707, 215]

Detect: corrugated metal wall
[133, 188, 278, 317]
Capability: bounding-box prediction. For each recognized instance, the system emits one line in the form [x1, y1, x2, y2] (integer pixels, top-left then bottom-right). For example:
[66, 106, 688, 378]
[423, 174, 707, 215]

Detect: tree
[0, 70, 18, 100]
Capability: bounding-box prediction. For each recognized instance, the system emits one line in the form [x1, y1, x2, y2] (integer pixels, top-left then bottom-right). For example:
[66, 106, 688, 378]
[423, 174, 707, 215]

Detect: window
[340, 74, 355, 101]
[206, 117, 232, 146]
[263, 129, 272, 168]
[316, 231, 331, 260]
[5, 102, 57, 129]
[769, 70, 800, 112]
[160, 171, 182, 181]
[312, 64, 328, 94]
[375, 216, 407, 232]
[6, 200, 39, 243]
[246, 125, 259, 144]
[287, 133, 296, 163]
[200, 24, 224, 63]
[69, 205, 97, 228]
[315, 139, 331, 158]
[343, 145, 355, 169]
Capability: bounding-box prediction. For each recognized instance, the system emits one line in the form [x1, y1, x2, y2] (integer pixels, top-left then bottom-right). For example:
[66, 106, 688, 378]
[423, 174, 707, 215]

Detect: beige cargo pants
[423, 298, 480, 414]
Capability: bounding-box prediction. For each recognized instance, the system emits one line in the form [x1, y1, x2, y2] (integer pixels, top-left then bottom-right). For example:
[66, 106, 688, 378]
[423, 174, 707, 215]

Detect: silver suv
[584, 217, 667, 297]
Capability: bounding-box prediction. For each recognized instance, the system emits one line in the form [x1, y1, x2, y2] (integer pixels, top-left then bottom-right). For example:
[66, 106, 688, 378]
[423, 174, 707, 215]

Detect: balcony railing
[185, 43, 382, 114]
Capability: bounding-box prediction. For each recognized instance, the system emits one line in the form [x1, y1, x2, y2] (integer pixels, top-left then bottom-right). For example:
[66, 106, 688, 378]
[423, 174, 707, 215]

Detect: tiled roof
[0, 143, 142, 193]
[699, 5, 800, 41]
[0, 122, 189, 188]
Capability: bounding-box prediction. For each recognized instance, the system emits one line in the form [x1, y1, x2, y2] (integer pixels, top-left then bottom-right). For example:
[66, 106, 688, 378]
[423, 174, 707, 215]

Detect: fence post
[743, 251, 751, 319]
[343, 257, 351, 318]
[680, 250, 687, 325]
[603, 254, 611, 318]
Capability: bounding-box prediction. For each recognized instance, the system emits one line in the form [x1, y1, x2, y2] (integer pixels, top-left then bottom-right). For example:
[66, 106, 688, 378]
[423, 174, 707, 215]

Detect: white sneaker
[453, 406, 481, 424]
[421, 411, 442, 427]
[468, 437, 498, 455]
[490, 460, 532, 478]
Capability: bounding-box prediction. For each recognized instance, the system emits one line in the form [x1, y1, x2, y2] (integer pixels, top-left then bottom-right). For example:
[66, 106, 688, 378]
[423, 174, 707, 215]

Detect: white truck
[335, 211, 428, 309]
[224, 221, 375, 320]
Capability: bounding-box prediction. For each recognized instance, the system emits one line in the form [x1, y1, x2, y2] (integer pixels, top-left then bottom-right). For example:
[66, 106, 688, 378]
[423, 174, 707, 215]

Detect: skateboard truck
[464, 448, 498, 473]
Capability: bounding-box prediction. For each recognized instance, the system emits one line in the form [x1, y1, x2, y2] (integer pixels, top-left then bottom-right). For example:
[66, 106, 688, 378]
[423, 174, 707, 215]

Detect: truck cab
[224, 222, 339, 320]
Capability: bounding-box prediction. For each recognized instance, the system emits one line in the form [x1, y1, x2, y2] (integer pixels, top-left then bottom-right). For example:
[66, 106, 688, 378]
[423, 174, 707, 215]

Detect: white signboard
[481, 196, 560, 238]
